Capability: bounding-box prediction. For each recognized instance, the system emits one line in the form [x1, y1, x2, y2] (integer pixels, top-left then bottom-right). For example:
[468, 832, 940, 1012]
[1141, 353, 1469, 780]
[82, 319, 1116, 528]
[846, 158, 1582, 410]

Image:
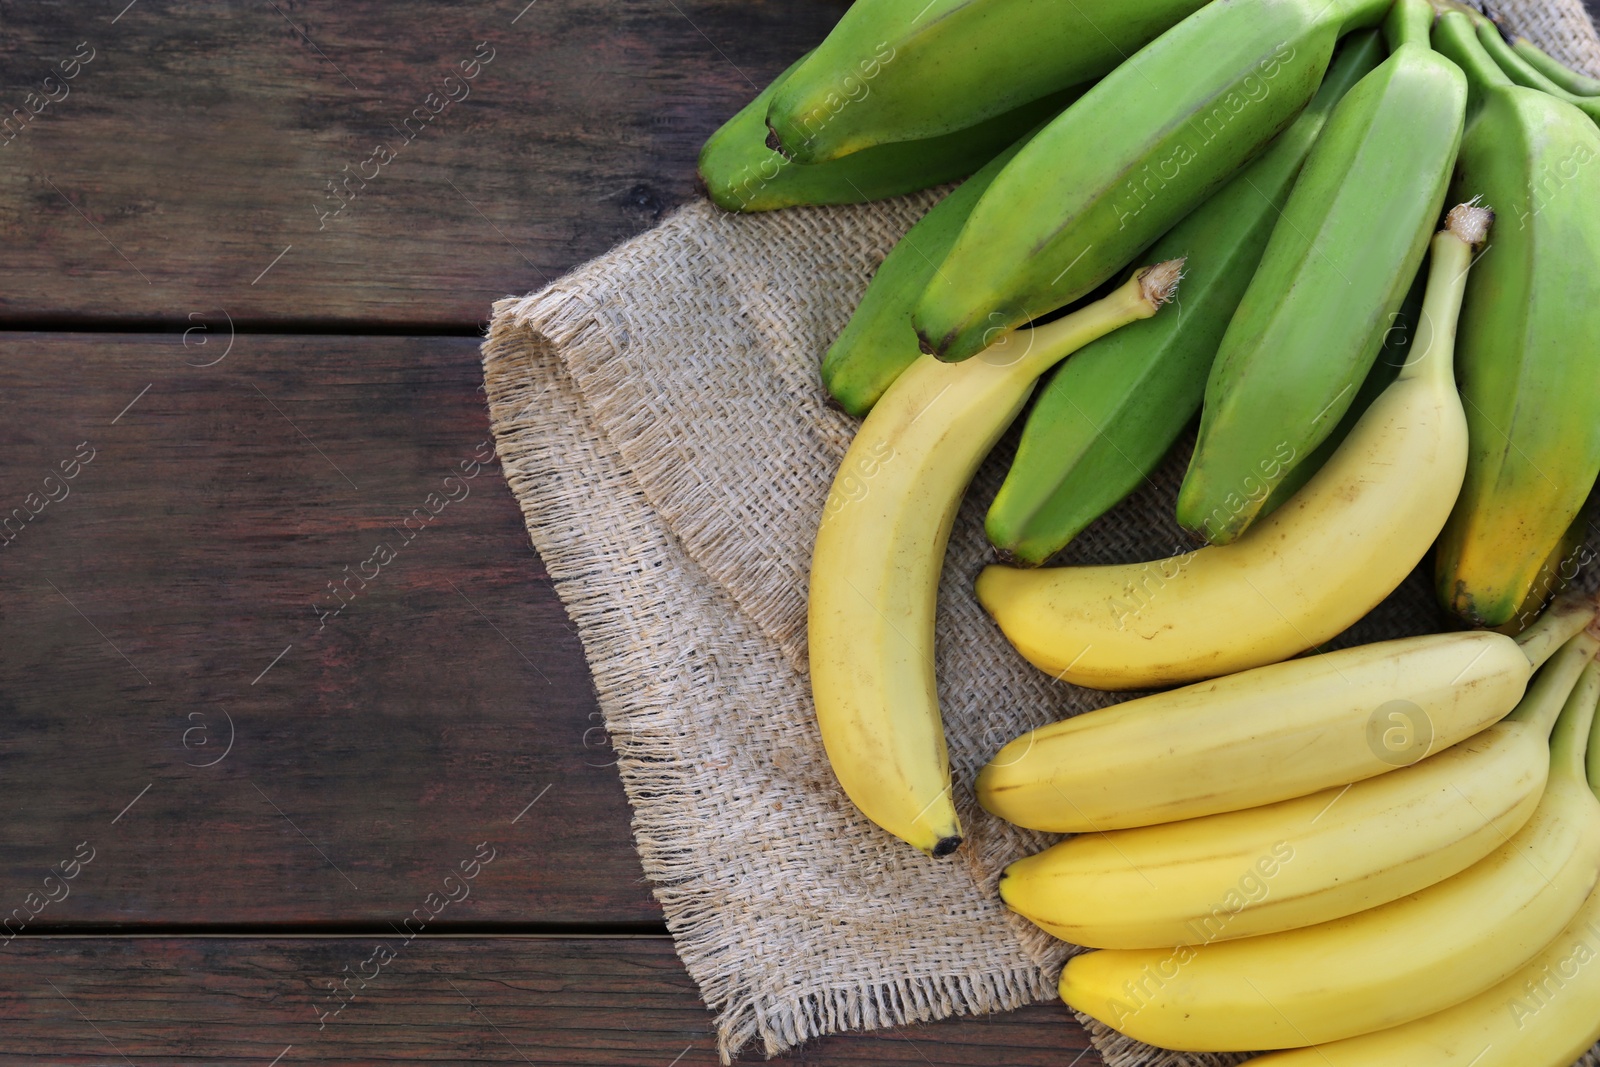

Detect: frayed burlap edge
[482, 302, 1061, 1061]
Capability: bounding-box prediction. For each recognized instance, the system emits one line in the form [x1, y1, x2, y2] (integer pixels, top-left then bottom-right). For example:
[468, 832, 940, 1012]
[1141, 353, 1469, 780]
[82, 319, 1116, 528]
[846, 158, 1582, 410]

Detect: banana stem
[1550, 661, 1600, 779]
[1398, 204, 1488, 389]
[1514, 35, 1600, 96]
[1509, 631, 1600, 735]
[1432, 9, 1514, 92]
[1004, 259, 1184, 381]
[1385, 0, 1436, 52]
[1516, 594, 1600, 669]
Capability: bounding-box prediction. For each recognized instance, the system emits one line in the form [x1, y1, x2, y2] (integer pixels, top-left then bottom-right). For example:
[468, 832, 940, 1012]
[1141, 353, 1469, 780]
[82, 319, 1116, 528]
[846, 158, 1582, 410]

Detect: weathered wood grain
[0, 332, 659, 925]
[0, 936, 1102, 1065]
[0, 0, 841, 327]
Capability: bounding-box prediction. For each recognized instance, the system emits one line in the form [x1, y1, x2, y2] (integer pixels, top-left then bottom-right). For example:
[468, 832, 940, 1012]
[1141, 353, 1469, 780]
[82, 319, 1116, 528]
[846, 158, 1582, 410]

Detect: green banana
[1511, 33, 1600, 95]
[1174, 0, 1465, 544]
[1430, 11, 1600, 628]
[910, 0, 1394, 363]
[1474, 18, 1600, 125]
[984, 33, 1385, 565]
[698, 54, 1080, 213]
[1252, 264, 1419, 521]
[822, 120, 1050, 416]
[762, 0, 1209, 164]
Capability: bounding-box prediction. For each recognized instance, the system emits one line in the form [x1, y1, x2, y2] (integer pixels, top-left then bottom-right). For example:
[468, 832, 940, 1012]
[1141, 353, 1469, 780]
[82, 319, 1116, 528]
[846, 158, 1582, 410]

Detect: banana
[1000, 630, 1597, 952]
[1062, 654, 1600, 1053]
[822, 119, 1049, 416]
[1249, 265, 1419, 520]
[762, 0, 1208, 164]
[1427, 12, 1600, 627]
[698, 54, 1079, 213]
[983, 32, 1384, 566]
[910, 0, 1394, 362]
[808, 262, 1183, 856]
[1174, 0, 1466, 543]
[1512, 32, 1600, 96]
[1473, 17, 1600, 124]
[977, 595, 1595, 833]
[975, 204, 1485, 691]
[1245, 678, 1600, 1067]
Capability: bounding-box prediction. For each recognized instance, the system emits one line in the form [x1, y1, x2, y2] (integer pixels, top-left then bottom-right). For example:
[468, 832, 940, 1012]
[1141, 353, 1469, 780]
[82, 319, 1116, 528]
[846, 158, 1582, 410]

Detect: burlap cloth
[481, 3, 1600, 1061]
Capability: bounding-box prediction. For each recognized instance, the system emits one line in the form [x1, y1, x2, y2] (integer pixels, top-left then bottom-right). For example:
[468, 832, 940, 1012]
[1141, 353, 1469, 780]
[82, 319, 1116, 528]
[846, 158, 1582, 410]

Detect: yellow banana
[807, 262, 1183, 856]
[975, 203, 1485, 691]
[977, 596, 1593, 833]
[1000, 631, 1593, 948]
[1240, 627, 1600, 1067]
[1064, 656, 1600, 1053]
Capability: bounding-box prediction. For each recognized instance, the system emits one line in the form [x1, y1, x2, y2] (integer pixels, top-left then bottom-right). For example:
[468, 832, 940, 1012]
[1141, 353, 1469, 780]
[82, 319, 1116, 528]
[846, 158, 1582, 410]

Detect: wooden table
[0, 1, 1103, 1062]
[14, 1, 1598, 1061]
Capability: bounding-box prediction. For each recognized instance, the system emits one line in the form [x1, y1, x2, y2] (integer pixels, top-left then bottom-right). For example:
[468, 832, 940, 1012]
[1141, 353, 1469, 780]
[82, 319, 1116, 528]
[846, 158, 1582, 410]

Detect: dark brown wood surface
[0, 937, 1097, 1064]
[0, 0, 842, 329]
[0, 333, 656, 927]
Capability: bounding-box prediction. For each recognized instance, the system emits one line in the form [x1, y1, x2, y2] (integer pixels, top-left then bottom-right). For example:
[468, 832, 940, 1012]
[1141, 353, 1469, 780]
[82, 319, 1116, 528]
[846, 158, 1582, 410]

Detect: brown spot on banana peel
[933, 835, 963, 858]
[763, 121, 793, 160]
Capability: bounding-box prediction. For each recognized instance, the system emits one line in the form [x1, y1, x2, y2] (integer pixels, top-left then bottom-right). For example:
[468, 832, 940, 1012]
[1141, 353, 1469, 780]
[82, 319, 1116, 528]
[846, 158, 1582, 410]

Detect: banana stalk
[983, 32, 1384, 566]
[1430, 12, 1600, 627]
[698, 54, 1079, 213]
[1175, 0, 1466, 543]
[1062, 645, 1600, 1052]
[1474, 17, 1600, 124]
[1512, 33, 1600, 95]
[763, 0, 1209, 163]
[808, 262, 1183, 856]
[976, 205, 1485, 692]
[910, 0, 1393, 363]
[1004, 632, 1600, 955]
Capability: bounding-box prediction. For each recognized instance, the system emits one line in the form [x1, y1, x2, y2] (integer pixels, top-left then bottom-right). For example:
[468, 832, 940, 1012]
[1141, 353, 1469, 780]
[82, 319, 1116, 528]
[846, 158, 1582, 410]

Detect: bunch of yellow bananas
[696, 0, 1600, 1058]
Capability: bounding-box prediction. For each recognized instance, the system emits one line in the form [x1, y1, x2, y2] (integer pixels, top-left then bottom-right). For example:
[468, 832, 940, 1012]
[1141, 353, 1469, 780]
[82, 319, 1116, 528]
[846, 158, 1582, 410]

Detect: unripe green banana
[1430, 12, 1600, 627]
[1175, 0, 1465, 544]
[1512, 33, 1600, 95]
[763, 0, 1209, 164]
[1063, 653, 1600, 1053]
[698, 54, 1079, 213]
[1474, 17, 1600, 125]
[1251, 266, 1418, 520]
[911, 0, 1394, 363]
[822, 119, 1052, 416]
[984, 32, 1384, 565]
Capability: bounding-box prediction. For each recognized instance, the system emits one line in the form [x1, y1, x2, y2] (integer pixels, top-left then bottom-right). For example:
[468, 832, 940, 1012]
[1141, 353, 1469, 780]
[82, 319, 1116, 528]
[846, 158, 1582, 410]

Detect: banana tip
[1138, 258, 1185, 308]
[763, 122, 792, 159]
[932, 835, 963, 858]
[1446, 200, 1494, 246]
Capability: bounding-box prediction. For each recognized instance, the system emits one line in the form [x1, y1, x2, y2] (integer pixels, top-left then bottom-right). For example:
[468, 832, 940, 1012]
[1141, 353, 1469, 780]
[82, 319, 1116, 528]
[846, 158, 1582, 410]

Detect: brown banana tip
[932, 835, 963, 858]
[1138, 258, 1186, 307]
[914, 330, 938, 357]
[763, 122, 792, 159]
[1446, 200, 1494, 246]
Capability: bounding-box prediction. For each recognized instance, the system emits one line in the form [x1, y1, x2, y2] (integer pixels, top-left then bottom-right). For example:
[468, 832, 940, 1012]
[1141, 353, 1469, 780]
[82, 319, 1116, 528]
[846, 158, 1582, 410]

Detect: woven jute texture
[481, 3, 1600, 1062]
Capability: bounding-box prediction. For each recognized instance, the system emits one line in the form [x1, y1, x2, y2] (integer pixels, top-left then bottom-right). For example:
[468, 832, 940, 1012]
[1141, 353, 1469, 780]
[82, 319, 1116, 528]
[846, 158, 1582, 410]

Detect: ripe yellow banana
[977, 596, 1594, 833]
[1063, 655, 1600, 1053]
[975, 204, 1485, 691]
[807, 262, 1183, 856]
[999, 632, 1589, 948]
[1256, 659, 1600, 1066]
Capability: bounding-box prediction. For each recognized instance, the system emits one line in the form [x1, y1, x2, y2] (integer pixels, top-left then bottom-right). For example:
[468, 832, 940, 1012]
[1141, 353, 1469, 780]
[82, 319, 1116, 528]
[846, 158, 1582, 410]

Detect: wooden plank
[0, 0, 841, 327]
[0, 936, 1102, 1065]
[0, 332, 658, 924]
